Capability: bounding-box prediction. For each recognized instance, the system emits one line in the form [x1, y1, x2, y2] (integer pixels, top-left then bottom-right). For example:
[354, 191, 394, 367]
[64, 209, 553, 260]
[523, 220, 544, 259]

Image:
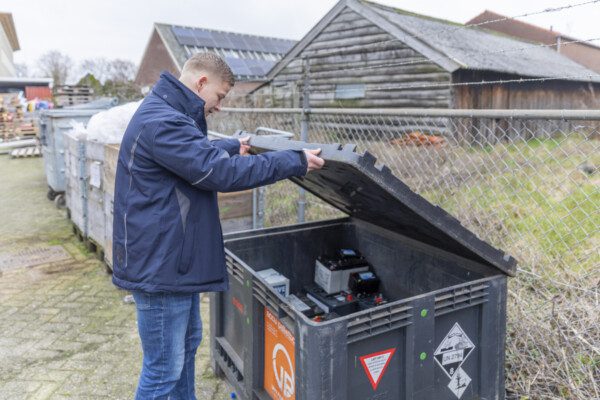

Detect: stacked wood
[54, 85, 94, 108]
[390, 132, 446, 148]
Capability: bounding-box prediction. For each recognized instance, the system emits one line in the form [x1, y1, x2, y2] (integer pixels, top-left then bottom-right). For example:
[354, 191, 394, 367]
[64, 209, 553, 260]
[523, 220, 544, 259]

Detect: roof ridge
[467, 9, 600, 50]
[359, 0, 464, 27]
[155, 22, 296, 43]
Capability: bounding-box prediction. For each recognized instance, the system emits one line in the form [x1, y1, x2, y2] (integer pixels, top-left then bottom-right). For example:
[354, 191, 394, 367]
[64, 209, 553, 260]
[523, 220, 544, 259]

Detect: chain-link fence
[210, 107, 599, 399]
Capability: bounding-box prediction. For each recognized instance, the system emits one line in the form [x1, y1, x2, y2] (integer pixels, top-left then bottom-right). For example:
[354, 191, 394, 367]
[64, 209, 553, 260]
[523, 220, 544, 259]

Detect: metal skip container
[39, 108, 109, 201]
[210, 134, 517, 400]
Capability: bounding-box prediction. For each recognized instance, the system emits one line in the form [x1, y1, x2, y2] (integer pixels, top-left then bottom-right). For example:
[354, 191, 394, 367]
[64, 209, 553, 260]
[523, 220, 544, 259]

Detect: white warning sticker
[359, 348, 396, 391]
[434, 323, 475, 399]
[447, 367, 471, 399]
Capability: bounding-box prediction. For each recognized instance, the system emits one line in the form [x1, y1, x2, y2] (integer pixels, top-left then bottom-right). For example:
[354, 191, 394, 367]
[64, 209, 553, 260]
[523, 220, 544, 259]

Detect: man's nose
[214, 104, 221, 112]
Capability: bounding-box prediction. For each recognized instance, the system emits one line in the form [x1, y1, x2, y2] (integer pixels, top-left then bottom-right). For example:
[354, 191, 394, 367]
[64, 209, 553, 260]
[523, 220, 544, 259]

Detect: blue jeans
[132, 291, 202, 400]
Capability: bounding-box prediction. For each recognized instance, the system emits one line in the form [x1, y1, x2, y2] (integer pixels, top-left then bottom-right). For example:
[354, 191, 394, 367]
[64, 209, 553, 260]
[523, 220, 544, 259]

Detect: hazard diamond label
[448, 367, 471, 398]
[434, 323, 475, 399]
[434, 323, 475, 379]
[359, 348, 396, 391]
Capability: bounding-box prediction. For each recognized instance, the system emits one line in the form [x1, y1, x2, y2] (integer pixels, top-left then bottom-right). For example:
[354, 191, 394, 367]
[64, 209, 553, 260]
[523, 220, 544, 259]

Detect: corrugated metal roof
[155, 23, 296, 80]
[366, 1, 600, 82]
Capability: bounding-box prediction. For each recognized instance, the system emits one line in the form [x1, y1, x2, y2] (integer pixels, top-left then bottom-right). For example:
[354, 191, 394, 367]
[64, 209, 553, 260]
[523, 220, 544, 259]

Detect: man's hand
[239, 136, 251, 155]
[303, 148, 325, 173]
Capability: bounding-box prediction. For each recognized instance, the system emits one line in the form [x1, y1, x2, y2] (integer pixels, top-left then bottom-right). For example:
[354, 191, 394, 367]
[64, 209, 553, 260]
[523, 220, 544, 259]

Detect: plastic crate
[63, 130, 87, 237]
[210, 134, 516, 400]
[85, 139, 106, 247]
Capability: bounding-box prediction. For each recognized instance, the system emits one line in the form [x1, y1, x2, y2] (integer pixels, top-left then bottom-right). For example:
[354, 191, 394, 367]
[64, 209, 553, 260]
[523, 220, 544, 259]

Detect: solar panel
[172, 26, 295, 59]
[229, 35, 248, 51]
[225, 56, 252, 77]
[211, 31, 234, 49]
[172, 27, 198, 46]
[193, 30, 216, 48]
[245, 36, 264, 53]
[193, 29, 212, 39]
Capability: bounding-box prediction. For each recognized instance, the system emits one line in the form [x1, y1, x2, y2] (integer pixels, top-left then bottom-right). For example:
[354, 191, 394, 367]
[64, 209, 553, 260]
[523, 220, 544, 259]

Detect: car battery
[348, 270, 380, 294]
[304, 284, 360, 316]
[256, 268, 289, 297]
[287, 293, 325, 318]
[357, 292, 388, 310]
[314, 249, 370, 294]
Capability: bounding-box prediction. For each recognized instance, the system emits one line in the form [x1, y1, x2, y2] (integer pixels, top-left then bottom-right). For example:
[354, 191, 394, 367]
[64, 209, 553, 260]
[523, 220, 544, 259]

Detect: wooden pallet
[54, 86, 94, 96]
[55, 96, 94, 108]
[10, 146, 41, 158]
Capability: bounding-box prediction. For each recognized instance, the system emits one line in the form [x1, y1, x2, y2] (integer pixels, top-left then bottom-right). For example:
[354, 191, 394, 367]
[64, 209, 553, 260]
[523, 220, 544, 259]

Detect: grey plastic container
[210, 134, 516, 400]
[63, 130, 87, 237]
[85, 139, 106, 246]
[39, 108, 108, 197]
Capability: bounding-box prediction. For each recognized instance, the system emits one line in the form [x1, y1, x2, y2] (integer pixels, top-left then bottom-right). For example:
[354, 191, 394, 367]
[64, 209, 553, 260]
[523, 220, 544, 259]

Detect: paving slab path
[0, 156, 234, 400]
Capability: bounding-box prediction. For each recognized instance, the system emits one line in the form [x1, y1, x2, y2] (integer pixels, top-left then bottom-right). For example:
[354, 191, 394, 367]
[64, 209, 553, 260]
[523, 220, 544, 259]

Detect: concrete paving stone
[32, 307, 63, 317]
[0, 380, 42, 394]
[22, 368, 72, 383]
[27, 382, 60, 400]
[24, 332, 61, 350]
[49, 340, 88, 354]
[38, 322, 73, 333]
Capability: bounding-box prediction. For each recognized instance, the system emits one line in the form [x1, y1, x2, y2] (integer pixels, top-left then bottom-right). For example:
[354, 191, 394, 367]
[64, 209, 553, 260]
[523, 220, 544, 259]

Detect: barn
[135, 23, 296, 97]
[252, 0, 600, 110]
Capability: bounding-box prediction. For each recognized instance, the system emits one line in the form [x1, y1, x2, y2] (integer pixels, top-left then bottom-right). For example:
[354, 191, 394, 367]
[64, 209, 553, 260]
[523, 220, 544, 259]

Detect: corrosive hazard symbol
[359, 348, 396, 391]
[434, 323, 475, 399]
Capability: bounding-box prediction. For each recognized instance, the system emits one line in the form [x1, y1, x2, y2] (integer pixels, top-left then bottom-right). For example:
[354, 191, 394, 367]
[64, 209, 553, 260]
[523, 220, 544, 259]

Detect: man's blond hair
[182, 52, 235, 87]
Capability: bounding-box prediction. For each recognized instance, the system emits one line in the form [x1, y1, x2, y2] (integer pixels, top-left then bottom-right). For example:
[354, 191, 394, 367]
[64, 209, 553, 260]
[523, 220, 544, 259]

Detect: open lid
[236, 131, 517, 276]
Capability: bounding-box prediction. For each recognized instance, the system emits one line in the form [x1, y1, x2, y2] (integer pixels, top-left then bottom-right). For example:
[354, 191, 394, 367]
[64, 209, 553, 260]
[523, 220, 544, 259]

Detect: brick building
[467, 10, 600, 74]
[135, 23, 296, 97]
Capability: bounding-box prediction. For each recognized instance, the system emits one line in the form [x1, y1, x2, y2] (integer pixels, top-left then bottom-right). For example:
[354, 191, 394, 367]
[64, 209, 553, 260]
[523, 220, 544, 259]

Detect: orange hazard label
[264, 307, 295, 400]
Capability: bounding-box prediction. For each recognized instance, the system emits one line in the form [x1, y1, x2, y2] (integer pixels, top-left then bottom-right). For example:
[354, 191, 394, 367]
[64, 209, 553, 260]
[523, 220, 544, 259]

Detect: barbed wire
[301, 0, 600, 60]
[295, 73, 600, 95]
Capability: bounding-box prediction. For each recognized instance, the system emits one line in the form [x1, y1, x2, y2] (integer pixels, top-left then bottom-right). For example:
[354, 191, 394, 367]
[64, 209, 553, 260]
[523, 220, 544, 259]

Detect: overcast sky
[3, 0, 599, 71]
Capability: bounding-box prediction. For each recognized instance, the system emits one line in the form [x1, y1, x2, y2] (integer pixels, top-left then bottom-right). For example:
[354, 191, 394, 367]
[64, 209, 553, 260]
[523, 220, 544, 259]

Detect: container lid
[237, 132, 517, 276]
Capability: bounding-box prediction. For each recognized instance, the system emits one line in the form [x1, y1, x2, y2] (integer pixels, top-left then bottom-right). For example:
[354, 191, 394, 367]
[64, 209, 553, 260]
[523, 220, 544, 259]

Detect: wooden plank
[305, 33, 391, 52]
[103, 143, 120, 196]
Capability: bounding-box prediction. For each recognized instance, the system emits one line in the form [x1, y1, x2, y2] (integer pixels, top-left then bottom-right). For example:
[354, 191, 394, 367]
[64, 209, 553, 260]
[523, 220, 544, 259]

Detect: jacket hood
[152, 71, 208, 132]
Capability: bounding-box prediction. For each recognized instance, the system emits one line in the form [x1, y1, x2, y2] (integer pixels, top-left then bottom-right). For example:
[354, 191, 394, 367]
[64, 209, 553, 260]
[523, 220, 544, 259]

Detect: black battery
[304, 284, 359, 316]
[357, 293, 388, 310]
[287, 293, 325, 319]
[348, 270, 380, 294]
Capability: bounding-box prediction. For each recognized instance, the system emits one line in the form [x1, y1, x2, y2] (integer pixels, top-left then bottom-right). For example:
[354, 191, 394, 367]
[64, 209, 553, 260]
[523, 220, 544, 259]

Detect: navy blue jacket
[111, 72, 307, 293]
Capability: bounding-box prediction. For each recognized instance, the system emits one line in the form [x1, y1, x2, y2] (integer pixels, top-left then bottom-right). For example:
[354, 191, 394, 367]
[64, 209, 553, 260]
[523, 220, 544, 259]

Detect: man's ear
[196, 76, 209, 91]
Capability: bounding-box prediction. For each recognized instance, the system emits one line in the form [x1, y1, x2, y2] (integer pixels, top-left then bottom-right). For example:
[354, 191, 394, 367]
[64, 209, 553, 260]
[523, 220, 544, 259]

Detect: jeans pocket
[132, 291, 163, 311]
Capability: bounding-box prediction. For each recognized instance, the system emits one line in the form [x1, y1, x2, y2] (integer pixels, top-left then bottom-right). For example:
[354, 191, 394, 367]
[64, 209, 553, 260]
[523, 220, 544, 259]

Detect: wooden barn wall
[451, 70, 600, 143]
[254, 7, 452, 109]
[452, 70, 600, 109]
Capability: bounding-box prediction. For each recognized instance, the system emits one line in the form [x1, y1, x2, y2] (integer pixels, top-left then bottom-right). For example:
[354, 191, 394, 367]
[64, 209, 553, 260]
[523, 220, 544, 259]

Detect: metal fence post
[298, 57, 310, 224]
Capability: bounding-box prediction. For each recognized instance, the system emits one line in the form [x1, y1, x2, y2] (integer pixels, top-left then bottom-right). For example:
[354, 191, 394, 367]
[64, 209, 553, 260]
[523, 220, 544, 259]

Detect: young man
[111, 53, 324, 399]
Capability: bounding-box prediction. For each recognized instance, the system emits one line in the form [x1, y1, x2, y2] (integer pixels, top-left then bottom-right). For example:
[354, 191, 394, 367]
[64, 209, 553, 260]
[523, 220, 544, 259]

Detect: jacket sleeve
[211, 138, 240, 156]
[152, 119, 307, 192]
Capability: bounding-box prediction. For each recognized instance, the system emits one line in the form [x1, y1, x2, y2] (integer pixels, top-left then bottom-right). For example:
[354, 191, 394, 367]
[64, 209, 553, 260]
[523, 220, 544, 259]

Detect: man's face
[194, 73, 231, 117]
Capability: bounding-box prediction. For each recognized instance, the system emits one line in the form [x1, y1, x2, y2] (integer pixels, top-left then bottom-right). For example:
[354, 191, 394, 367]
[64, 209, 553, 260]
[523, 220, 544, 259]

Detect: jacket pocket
[175, 188, 192, 275]
[177, 224, 194, 275]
